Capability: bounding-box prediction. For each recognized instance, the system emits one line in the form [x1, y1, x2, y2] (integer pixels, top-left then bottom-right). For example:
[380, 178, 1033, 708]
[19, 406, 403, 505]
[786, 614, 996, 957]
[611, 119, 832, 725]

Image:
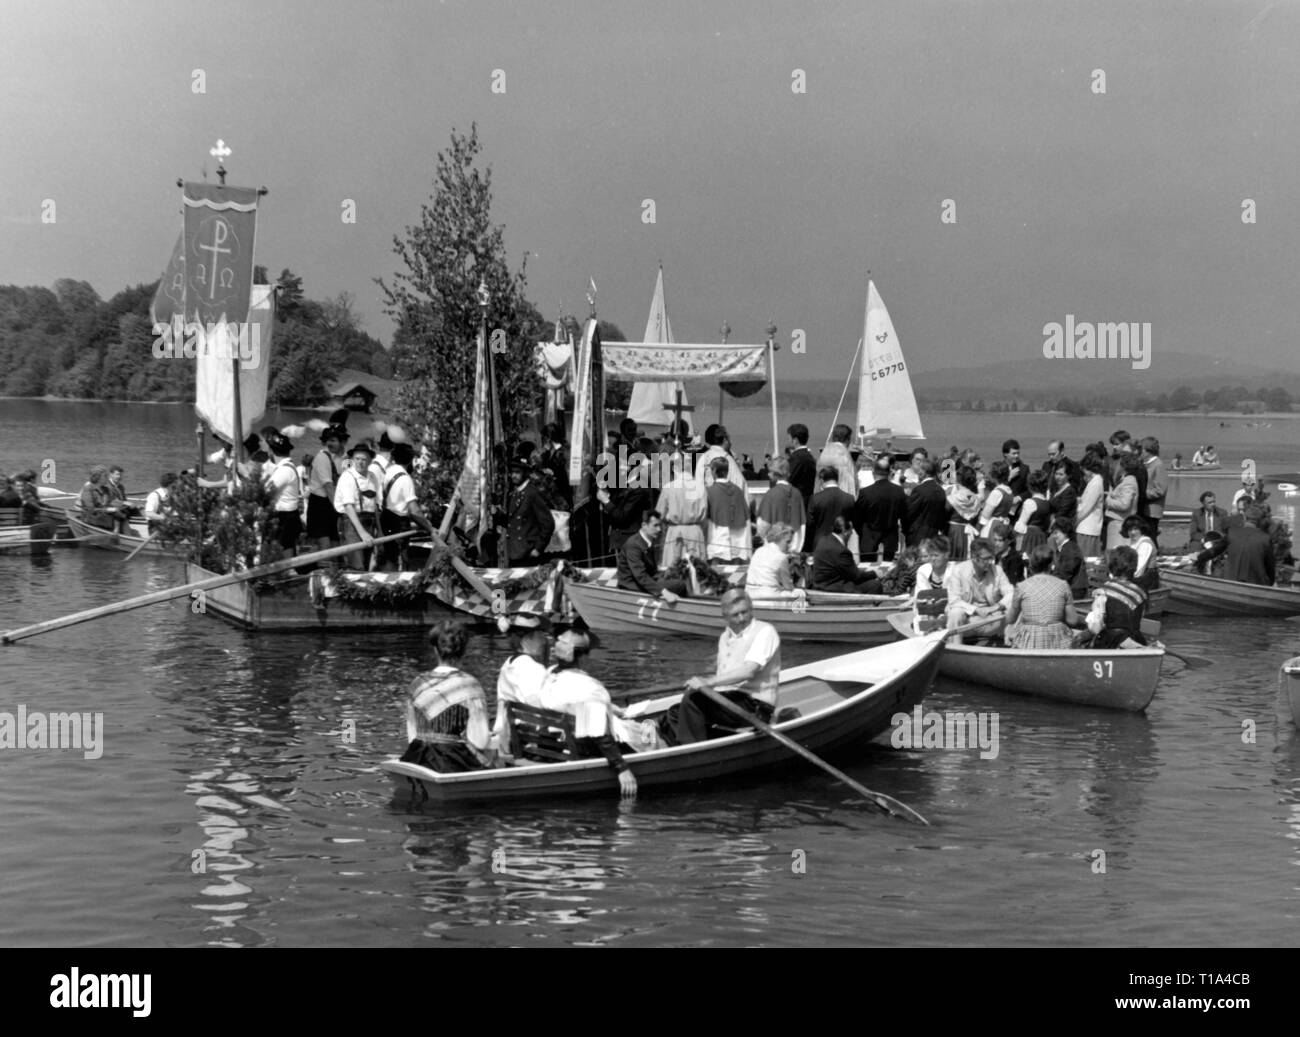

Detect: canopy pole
[766, 322, 780, 458]
[826, 338, 862, 448]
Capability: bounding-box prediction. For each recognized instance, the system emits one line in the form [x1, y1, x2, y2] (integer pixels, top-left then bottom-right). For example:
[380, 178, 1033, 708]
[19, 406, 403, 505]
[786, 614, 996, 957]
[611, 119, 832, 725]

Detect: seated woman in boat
[539, 628, 656, 797]
[987, 520, 1025, 585]
[1121, 514, 1160, 591]
[1004, 545, 1080, 651]
[1085, 546, 1148, 649]
[78, 465, 125, 531]
[910, 535, 952, 633]
[492, 615, 552, 759]
[1192, 445, 1219, 468]
[746, 522, 805, 604]
[399, 621, 493, 773]
[878, 545, 922, 596]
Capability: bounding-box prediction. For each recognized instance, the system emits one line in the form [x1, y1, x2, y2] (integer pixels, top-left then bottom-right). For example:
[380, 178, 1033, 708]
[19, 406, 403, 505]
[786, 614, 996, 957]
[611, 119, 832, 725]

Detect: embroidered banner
[601, 341, 768, 383]
[182, 182, 259, 328]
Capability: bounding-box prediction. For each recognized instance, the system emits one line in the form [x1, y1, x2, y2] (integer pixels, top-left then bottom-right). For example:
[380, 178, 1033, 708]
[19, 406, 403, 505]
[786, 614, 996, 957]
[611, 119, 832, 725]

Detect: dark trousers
[675, 690, 773, 745]
[859, 526, 899, 562]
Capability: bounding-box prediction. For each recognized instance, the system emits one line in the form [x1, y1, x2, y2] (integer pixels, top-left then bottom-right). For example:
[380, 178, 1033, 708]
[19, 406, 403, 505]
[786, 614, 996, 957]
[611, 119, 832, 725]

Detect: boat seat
[506, 702, 578, 763]
[0, 508, 20, 528]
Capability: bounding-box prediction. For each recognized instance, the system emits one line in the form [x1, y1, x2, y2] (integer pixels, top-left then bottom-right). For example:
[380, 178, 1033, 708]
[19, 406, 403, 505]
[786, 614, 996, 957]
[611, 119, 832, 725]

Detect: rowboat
[66, 514, 175, 556]
[381, 632, 945, 804]
[0, 526, 53, 557]
[562, 577, 909, 642]
[1157, 566, 1300, 617]
[887, 611, 1164, 712]
[1282, 657, 1300, 729]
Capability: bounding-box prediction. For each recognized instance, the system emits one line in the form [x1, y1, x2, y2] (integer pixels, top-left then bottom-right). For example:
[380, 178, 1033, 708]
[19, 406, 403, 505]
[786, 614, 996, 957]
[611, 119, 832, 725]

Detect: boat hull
[1158, 567, 1300, 617]
[187, 563, 453, 631]
[562, 578, 908, 642]
[887, 612, 1163, 711]
[382, 635, 945, 804]
[1284, 658, 1300, 729]
[66, 515, 175, 556]
[0, 527, 53, 557]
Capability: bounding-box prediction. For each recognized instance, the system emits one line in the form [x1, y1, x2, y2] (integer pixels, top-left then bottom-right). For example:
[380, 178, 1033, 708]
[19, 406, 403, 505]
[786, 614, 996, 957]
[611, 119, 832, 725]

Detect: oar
[697, 686, 930, 825]
[122, 530, 160, 562]
[1, 530, 419, 644]
[1155, 644, 1213, 670]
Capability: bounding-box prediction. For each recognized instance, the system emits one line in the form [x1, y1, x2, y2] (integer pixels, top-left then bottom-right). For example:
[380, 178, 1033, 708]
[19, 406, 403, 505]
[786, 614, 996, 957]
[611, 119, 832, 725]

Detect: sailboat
[625, 265, 688, 429]
[827, 279, 925, 455]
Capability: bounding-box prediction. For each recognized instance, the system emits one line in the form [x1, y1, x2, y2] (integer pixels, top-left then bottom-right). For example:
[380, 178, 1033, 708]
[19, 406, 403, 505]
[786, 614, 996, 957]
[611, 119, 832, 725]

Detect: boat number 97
[636, 597, 664, 621]
[871, 362, 905, 382]
[1093, 661, 1113, 679]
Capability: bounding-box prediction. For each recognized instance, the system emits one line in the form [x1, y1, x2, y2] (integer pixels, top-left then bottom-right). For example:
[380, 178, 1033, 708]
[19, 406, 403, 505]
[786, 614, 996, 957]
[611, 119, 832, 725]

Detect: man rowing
[672, 589, 781, 744]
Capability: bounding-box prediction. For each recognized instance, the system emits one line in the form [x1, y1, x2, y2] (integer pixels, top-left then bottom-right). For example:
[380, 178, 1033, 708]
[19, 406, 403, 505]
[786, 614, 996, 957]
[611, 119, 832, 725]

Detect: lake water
[2, 399, 1299, 947]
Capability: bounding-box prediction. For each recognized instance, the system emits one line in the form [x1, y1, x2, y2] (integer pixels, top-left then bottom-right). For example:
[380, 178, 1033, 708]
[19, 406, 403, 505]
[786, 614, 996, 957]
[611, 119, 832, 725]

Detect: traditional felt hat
[508, 457, 531, 473]
[348, 439, 375, 459]
[320, 423, 350, 443]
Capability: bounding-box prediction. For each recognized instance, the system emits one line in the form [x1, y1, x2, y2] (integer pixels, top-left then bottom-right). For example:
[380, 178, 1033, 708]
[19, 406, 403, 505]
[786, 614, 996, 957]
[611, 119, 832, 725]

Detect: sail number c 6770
[871, 361, 905, 381]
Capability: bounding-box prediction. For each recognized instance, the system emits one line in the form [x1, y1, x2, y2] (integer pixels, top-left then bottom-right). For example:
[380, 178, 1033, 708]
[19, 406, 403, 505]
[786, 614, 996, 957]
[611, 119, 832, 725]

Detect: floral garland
[665, 556, 730, 596]
[330, 569, 435, 607]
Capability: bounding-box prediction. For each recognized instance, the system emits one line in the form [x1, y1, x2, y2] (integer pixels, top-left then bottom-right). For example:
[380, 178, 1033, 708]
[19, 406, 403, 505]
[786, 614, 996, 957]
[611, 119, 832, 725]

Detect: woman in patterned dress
[1004, 545, 1079, 650]
[1014, 470, 1053, 556]
[399, 622, 493, 773]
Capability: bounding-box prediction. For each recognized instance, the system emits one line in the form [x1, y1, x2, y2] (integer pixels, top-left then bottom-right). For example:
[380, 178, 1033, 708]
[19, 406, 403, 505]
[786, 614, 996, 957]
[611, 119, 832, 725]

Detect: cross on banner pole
[663, 389, 694, 439]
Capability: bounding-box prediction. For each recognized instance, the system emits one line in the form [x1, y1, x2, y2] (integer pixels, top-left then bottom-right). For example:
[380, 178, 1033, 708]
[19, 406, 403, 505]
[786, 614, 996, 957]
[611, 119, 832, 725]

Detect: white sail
[626, 266, 688, 428]
[855, 279, 924, 440]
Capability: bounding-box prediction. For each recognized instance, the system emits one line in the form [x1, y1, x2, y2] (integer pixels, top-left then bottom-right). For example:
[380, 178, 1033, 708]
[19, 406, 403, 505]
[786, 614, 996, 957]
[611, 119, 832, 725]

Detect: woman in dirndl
[945, 466, 983, 561]
[1014, 470, 1053, 556]
[399, 622, 493, 772]
[1004, 544, 1079, 650]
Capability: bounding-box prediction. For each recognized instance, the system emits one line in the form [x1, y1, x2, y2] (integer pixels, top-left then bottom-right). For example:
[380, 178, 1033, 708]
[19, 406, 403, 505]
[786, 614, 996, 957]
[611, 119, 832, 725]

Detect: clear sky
[2, 0, 1297, 380]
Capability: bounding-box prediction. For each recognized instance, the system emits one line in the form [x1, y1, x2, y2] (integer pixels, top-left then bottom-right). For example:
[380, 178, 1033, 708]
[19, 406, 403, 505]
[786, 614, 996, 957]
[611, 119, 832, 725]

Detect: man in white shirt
[264, 433, 304, 555]
[943, 537, 1014, 642]
[675, 589, 781, 744]
[143, 472, 177, 533]
[334, 440, 380, 569]
[376, 442, 434, 571]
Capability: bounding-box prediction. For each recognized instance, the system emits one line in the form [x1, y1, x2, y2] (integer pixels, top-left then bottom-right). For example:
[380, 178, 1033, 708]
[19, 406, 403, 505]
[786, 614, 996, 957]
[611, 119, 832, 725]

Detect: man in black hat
[499, 457, 555, 567]
[307, 424, 348, 553]
[335, 440, 380, 569]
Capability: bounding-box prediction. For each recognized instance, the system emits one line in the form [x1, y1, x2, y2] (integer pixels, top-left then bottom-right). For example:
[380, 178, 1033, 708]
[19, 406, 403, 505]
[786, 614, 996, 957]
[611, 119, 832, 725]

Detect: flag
[183, 181, 259, 328]
[194, 283, 275, 441]
[458, 322, 495, 552]
[149, 232, 186, 327]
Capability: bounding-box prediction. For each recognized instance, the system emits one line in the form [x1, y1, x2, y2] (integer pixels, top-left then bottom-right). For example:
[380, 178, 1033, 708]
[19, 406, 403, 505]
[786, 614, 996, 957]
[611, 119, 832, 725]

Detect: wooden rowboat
[66, 514, 176, 556]
[382, 633, 945, 804]
[1157, 566, 1300, 617]
[1282, 657, 1300, 729]
[887, 611, 1164, 712]
[562, 577, 909, 642]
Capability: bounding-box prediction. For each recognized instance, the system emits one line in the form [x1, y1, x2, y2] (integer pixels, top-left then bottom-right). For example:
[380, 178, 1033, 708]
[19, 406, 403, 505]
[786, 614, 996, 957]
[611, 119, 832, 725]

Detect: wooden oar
[122, 530, 160, 562]
[1154, 644, 1213, 670]
[698, 686, 930, 825]
[1, 530, 418, 644]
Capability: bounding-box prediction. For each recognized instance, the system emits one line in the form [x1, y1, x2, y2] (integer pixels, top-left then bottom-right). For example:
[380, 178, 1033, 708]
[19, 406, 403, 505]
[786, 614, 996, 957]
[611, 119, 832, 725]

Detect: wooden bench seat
[505, 702, 578, 762]
[0, 507, 23, 529]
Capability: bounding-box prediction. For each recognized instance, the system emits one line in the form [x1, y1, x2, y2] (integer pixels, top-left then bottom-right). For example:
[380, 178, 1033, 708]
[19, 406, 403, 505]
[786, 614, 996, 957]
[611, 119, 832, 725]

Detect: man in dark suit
[617, 510, 687, 600]
[1196, 505, 1275, 585]
[803, 465, 855, 553]
[500, 458, 555, 566]
[812, 516, 882, 593]
[1003, 439, 1029, 501]
[904, 458, 950, 547]
[1190, 491, 1229, 550]
[786, 423, 816, 506]
[854, 455, 907, 562]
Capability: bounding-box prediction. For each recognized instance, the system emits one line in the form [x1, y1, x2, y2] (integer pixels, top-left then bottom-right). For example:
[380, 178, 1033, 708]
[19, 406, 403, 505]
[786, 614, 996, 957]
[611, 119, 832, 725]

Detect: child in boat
[911, 535, 952, 633]
[1085, 546, 1148, 649]
[400, 621, 493, 772]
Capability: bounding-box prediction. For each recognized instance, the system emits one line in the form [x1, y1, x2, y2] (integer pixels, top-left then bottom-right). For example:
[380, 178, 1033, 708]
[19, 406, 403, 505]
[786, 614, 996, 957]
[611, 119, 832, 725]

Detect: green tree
[378, 124, 544, 507]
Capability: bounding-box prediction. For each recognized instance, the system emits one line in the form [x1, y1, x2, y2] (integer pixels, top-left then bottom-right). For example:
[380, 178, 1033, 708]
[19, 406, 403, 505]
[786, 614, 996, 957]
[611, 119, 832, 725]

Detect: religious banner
[182, 181, 259, 328]
[457, 323, 495, 552]
[601, 341, 768, 386]
[537, 337, 574, 427]
[149, 232, 186, 327]
[194, 283, 275, 441]
[567, 319, 603, 495]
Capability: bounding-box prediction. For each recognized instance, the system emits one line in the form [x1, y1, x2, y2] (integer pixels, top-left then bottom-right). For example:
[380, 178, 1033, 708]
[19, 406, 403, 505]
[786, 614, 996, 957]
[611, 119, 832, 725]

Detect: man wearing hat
[499, 456, 555, 567]
[307, 423, 348, 553]
[334, 440, 380, 569]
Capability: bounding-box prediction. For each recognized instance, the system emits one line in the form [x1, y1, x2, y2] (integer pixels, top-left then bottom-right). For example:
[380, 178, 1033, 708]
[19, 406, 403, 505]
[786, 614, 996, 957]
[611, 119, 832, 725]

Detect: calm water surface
[2, 400, 1299, 946]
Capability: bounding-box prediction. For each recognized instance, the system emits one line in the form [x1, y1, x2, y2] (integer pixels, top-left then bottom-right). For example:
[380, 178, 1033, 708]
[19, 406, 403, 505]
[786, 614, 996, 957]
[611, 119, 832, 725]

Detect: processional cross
[663, 388, 694, 431]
